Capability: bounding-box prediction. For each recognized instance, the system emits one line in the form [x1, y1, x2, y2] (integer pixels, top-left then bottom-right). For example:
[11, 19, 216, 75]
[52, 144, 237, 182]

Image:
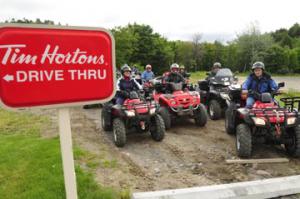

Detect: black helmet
[252, 61, 265, 70]
[121, 64, 131, 74]
[213, 62, 221, 68]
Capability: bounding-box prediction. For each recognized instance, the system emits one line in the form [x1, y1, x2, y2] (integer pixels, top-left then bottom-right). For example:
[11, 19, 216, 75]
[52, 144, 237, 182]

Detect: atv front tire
[112, 118, 126, 147]
[208, 100, 222, 120]
[159, 107, 171, 130]
[236, 123, 252, 158]
[194, 104, 208, 127]
[150, 114, 165, 141]
[225, 104, 236, 135]
[285, 125, 300, 157]
[101, 106, 112, 131]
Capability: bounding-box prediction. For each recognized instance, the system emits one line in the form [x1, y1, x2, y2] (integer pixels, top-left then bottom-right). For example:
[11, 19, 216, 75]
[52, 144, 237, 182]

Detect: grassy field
[190, 71, 207, 83]
[0, 109, 129, 199]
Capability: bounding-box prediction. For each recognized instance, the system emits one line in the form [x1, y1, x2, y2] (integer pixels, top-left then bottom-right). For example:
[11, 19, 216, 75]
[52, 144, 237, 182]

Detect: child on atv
[242, 61, 278, 108]
[116, 64, 142, 105]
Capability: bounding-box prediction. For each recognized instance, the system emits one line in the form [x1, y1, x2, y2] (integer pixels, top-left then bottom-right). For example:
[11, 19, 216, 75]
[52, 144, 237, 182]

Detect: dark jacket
[116, 77, 142, 98]
[242, 73, 278, 94]
[164, 72, 185, 83]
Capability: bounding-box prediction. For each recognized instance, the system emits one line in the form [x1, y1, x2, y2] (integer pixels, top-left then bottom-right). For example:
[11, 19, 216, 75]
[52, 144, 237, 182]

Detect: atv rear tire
[150, 114, 165, 141]
[236, 123, 252, 158]
[208, 100, 222, 120]
[112, 118, 126, 147]
[285, 125, 300, 157]
[159, 107, 171, 130]
[101, 107, 112, 131]
[194, 104, 208, 127]
[225, 104, 236, 135]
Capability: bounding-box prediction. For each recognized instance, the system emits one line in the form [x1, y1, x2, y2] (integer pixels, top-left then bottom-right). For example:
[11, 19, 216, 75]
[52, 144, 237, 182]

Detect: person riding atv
[224, 62, 300, 158]
[101, 64, 165, 147]
[242, 62, 278, 108]
[152, 63, 207, 129]
[198, 67, 240, 120]
[206, 62, 222, 80]
[141, 64, 155, 82]
[163, 63, 186, 92]
[116, 64, 143, 105]
[179, 65, 190, 79]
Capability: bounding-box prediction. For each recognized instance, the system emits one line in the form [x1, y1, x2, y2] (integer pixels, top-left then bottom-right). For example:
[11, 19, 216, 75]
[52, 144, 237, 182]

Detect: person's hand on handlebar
[241, 90, 248, 100]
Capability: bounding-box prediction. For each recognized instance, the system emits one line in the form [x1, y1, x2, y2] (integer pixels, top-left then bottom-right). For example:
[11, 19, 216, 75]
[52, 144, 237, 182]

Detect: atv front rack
[248, 107, 298, 127]
[280, 97, 300, 111]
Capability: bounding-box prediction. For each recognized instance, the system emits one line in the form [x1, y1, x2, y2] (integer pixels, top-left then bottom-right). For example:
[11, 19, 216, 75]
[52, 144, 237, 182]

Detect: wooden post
[58, 108, 78, 199]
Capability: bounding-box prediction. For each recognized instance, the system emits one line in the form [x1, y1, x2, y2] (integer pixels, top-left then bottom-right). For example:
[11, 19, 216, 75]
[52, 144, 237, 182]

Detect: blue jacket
[242, 73, 278, 93]
[141, 71, 155, 81]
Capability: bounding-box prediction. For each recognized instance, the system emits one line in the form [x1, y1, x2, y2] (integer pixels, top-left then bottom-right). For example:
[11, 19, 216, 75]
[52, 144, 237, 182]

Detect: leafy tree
[234, 24, 274, 72]
[263, 45, 287, 72]
[288, 23, 300, 38]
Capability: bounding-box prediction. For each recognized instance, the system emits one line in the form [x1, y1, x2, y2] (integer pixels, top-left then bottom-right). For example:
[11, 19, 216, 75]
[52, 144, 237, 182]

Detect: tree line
[4, 18, 300, 74]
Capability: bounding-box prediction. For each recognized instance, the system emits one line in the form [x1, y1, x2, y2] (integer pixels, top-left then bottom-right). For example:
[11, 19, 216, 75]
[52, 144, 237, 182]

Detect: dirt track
[44, 107, 299, 193]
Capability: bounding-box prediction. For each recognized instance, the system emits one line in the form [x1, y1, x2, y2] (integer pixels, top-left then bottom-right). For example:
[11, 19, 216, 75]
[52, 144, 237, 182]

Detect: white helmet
[170, 63, 179, 70]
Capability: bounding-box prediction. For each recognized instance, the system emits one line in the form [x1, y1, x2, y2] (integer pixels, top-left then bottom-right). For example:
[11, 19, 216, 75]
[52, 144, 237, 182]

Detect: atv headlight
[193, 97, 198, 103]
[149, 108, 156, 115]
[170, 100, 176, 105]
[125, 110, 135, 117]
[287, 117, 296, 125]
[252, 117, 266, 126]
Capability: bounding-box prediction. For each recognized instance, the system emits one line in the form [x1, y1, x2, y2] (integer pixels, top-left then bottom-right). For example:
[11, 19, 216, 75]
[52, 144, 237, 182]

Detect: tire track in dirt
[32, 107, 300, 192]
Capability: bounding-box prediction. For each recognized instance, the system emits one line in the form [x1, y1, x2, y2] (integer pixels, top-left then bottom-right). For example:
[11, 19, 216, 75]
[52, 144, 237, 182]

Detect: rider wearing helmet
[116, 64, 142, 105]
[141, 64, 155, 82]
[164, 63, 185, 83]
[242, 61, 278, 108]
[163, 63, 185, 92]
[206, 62, 222, 80]
[179, 65, 189, 79]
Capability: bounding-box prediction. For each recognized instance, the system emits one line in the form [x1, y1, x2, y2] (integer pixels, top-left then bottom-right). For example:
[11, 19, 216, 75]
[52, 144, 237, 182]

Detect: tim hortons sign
[0, 24, 115, 108]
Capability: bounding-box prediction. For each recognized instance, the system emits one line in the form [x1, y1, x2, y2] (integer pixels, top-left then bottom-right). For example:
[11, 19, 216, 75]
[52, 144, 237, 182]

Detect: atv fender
[237, 108, 253, 125]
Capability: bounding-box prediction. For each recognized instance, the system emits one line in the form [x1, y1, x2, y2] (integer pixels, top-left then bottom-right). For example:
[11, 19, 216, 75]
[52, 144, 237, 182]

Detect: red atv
[101, 91, 165, 147]
[225, 82, 300, 158]
[153, 79, 207, 129]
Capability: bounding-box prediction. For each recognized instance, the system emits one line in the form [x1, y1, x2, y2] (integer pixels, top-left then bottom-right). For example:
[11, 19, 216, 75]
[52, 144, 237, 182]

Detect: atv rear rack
[280, 97, 300, 111]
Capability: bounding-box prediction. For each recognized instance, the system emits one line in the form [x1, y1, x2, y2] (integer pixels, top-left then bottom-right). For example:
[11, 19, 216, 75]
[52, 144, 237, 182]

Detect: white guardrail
[132, 175, 300, 199]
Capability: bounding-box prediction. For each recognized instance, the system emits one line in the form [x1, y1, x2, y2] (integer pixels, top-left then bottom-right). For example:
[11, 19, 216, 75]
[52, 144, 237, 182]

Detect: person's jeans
[246, 96, 255, 108]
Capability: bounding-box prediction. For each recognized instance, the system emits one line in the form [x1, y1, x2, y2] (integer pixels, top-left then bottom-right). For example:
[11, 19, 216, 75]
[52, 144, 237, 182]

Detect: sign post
[59, 108, 77, 199]
[0, 24, 115, 199]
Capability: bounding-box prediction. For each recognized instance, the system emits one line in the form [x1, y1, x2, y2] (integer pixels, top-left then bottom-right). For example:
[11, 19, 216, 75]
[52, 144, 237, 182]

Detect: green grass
[190, 71, 207, 83]
[0, 109, 130, 199]
[275, 89, 300, 107]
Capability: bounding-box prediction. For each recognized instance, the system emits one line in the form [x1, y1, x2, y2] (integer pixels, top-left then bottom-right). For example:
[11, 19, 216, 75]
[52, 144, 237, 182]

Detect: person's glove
[241, 90, 248, 100]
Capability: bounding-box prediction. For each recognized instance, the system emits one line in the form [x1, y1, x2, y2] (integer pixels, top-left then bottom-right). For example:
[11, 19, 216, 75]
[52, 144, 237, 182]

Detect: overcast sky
[1, 0, 299, 42]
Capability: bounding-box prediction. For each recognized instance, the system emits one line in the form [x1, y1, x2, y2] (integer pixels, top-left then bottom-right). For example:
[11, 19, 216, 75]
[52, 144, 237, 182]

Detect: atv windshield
[215, 68, 233, 77]
[211, 68, 234, 86]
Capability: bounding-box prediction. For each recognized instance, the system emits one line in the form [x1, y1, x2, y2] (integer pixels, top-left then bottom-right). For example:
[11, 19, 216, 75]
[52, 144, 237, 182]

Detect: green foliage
[0, 108, 129, 199]
[288, 23, 300, 38]
[111, 23, 174, 73]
